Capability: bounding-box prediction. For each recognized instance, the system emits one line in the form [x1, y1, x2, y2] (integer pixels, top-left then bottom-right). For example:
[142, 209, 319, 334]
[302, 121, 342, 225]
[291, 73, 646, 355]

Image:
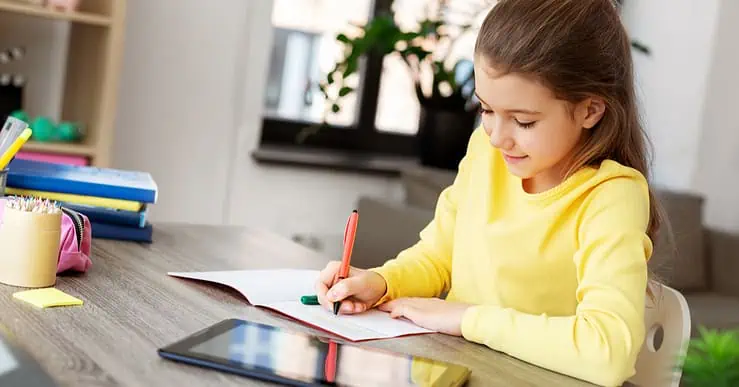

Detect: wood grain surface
[0, 223, 596, 387]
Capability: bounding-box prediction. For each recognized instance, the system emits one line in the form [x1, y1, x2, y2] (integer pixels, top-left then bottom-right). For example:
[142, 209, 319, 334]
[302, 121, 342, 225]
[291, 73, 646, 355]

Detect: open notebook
[167, 269, 434, 342]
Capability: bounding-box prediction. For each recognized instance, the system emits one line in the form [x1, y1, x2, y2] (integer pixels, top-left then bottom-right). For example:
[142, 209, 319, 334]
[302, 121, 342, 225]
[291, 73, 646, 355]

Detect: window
[375, 0, 481, 135]
[263, 0, 373, 127]
[258, 0, 488, 159]
[259, 0, 419, 157]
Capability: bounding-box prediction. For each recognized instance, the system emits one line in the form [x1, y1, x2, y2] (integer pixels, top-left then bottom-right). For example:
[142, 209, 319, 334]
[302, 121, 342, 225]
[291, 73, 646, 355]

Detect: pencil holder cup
[0, 204, 62, 288]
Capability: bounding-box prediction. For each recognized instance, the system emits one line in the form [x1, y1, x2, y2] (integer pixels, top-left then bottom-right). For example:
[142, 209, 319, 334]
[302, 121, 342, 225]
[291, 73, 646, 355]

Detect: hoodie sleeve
[369, 128, 484, 303]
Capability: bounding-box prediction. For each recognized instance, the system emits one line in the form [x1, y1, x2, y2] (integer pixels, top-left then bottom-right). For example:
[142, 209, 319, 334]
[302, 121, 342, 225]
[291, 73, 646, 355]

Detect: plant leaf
[336, 33, 350, 44]
[338, 87, 353, 97]
[680, 326, 739, 387]
[343, 60, 358, 77]
[401, 46, 431, 61]
[398, 31, 422, 41]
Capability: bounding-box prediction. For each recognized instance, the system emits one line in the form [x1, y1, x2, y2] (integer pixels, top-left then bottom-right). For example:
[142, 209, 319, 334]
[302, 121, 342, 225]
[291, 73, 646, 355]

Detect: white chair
[628, 282, 692, 387]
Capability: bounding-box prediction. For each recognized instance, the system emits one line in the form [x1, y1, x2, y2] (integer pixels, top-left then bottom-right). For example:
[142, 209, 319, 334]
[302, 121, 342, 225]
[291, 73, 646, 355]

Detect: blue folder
[61, 202, 147, 228]
[91, 221, 153, 243]
[6, 158, 157, 203]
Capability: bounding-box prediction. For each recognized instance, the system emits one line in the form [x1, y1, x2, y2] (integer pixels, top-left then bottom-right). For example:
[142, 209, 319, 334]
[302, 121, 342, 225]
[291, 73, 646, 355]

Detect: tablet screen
[0, 332, 59, 387]
[0, 340, 19, 377]
[161, 319, 469, 386]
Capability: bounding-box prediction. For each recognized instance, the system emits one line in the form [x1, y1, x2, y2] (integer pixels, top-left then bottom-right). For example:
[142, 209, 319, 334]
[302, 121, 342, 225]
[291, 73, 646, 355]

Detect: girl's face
[473, 56, 605, 193]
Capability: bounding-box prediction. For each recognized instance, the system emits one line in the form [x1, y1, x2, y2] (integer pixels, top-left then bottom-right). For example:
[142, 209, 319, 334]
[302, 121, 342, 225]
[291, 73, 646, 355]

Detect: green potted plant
[304, 0, 491, 169]
[679, 326, 739, 387]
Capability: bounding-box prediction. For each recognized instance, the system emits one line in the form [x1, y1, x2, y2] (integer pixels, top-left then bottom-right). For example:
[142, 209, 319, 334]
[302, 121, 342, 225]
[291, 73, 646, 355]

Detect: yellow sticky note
[12, 288, 83, 308]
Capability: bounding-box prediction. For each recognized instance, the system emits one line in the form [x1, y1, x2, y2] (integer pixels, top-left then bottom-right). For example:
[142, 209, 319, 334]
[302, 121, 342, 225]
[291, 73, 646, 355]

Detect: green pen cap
[300, 295, 319, 305]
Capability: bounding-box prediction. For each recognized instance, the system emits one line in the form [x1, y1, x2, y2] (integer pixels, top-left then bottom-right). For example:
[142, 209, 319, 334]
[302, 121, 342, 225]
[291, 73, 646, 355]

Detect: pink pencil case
[58, 207, 92, 273]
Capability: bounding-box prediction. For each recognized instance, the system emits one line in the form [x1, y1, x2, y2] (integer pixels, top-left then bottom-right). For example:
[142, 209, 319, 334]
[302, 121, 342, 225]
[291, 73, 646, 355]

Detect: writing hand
[315, 261, 387, 315]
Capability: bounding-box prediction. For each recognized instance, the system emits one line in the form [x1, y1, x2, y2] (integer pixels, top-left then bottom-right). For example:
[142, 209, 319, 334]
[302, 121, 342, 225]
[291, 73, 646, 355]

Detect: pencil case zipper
[61, 207, 84, 251]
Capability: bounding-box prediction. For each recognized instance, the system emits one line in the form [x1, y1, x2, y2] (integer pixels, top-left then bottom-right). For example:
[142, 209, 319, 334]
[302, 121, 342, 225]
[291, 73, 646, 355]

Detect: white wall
[621, 0, 721, 192]
[112, 0, 402, 244]
[622, 0, 739, 232]
[113, 0, 246, 225]
[693, 0, 739, 231]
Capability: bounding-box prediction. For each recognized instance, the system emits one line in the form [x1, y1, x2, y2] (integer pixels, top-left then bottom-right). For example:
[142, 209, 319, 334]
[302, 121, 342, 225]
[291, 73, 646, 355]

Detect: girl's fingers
[337, 299, 366, 314]
[354, 302, 368, 313]
[339, 300, 355, 314]
[390, 305, 405, 319]
[327, 276, 366, 302]
[391, 305, 419, 322]
[346, 301, 367, 314]
[319, 261, 362, 286]
[379, 299, 417, 321]
[318, 261, 341, 285]
[315, 281, 332, 310]
[378, 299, 399, 312]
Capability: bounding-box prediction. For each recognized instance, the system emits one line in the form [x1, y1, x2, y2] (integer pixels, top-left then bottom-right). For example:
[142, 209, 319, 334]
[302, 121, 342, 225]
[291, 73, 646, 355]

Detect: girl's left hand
[377, 297, 473, 336]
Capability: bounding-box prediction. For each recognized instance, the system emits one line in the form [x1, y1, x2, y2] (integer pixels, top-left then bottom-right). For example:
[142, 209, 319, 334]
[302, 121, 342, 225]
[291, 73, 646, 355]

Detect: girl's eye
[516, 120, 536, 129]
[479, 107, 493, 115]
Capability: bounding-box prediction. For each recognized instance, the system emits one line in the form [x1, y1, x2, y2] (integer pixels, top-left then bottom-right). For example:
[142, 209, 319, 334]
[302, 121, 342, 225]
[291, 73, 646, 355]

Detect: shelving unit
[22, 139, 96, 156]
[0, 1, 111, 25]
[0, 0, 126, 167]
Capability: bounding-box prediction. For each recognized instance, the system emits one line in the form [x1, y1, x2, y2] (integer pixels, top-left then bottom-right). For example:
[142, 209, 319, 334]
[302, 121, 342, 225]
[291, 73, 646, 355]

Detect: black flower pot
[416, 106, 478, 170]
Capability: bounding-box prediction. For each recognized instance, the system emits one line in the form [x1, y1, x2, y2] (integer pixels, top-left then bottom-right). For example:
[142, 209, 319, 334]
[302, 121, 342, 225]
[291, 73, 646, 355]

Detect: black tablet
[158, 318, 470, 386]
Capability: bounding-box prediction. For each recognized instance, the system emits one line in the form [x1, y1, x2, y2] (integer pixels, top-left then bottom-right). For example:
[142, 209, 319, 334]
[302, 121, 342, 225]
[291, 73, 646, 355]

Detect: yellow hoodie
[372, 126, 653, 387]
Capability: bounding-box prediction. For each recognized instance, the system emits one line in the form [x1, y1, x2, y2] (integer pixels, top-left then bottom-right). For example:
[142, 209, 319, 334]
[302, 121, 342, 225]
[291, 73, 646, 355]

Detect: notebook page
[167, 269, 318, 305]
[264, 301, 434, 341]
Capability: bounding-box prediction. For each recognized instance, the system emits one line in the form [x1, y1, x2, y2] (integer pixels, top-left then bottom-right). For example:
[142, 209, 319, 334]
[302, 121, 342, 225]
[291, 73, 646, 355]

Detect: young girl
[315, 0, 662, 385]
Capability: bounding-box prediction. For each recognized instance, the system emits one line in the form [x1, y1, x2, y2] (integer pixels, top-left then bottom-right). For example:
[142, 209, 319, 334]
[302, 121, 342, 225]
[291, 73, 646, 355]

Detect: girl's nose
[488, 121, 514, 150]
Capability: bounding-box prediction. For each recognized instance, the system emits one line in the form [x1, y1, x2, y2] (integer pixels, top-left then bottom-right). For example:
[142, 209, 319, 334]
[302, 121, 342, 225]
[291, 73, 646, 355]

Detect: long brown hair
[474, 0, 666, 244]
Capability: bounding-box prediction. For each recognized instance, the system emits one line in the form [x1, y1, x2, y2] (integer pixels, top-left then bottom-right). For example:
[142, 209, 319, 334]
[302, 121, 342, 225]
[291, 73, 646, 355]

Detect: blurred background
[2, 1, 739, 374]
[0, 0, 736, 261]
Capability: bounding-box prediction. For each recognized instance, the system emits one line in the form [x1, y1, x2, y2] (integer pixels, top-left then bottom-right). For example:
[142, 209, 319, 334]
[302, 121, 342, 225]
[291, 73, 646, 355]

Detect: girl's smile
[502, 154, 528, 164]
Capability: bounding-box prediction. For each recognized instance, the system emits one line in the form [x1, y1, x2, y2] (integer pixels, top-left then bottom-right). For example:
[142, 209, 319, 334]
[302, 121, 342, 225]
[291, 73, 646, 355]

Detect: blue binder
[61, 202, 147, 228]
[91, 221, 153, 243]
[6, 158, 157, 203]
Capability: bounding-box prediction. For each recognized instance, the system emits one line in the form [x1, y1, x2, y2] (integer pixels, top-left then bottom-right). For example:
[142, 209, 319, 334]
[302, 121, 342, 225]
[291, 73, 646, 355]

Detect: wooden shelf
[0, 0, 125, 167]
[0, 0, 111, 26]
[21, 140, 96, 157]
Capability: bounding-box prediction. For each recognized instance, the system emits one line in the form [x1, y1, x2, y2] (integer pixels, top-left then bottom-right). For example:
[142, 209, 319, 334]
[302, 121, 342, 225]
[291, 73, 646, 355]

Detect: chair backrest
[352, 197, 433, 269]
[628, 282, 692, 387]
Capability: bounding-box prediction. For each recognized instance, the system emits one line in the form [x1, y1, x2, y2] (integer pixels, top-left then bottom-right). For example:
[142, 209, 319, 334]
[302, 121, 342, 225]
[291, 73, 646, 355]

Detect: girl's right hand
[315, 261, 388, 315]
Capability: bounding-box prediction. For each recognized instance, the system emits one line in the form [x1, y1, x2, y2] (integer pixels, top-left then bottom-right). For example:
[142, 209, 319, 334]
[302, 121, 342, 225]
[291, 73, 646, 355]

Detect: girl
[315, 0, 663, 385]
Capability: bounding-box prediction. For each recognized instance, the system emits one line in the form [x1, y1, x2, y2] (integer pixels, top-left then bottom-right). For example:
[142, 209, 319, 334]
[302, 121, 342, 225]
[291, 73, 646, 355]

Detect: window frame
[258, 0, 419, 157]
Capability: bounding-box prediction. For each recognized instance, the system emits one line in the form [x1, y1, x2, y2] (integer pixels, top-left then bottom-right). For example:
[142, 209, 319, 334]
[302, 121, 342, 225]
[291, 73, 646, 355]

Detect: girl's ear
[582, 98, 606, 129]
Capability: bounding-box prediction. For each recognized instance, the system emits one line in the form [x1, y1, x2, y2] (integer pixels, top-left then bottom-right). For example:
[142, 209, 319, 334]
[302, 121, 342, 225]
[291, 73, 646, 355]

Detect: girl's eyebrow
[474, 92, 542, 115]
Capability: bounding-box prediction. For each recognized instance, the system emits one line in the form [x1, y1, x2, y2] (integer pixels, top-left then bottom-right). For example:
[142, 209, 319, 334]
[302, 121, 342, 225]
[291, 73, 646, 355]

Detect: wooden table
[0, 224, 595, 387]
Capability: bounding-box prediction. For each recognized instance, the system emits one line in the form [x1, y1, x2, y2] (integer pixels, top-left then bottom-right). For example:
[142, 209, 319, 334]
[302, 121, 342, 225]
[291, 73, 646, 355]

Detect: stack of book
[4, 158, 157, 243]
